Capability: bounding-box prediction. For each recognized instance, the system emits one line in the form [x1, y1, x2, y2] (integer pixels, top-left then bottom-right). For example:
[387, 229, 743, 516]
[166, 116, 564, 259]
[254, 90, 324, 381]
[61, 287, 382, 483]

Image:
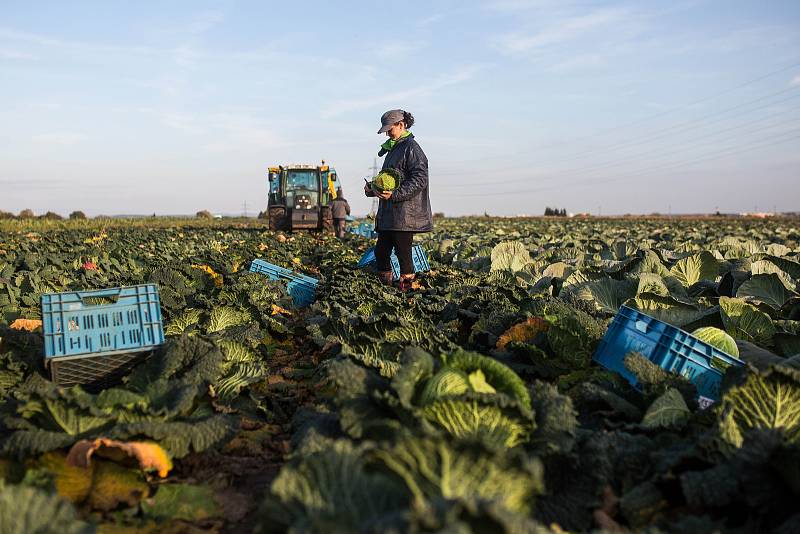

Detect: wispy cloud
[417, 13, 445, 27]
[320, 65, 482, 119]
[790, 75, 800, 87]
[374, 41, 427, 59]
[493, 7, 631, 56]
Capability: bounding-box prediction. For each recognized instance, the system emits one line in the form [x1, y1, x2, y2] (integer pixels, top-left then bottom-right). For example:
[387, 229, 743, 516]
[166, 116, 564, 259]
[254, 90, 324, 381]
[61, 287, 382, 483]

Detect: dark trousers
[333, 218, 346, 238]
[375, 231, 415, 275]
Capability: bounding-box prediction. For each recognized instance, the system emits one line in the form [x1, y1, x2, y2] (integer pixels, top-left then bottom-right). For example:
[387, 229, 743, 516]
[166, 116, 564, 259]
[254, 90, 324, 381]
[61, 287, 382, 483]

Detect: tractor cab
[266, 163, 339, 231]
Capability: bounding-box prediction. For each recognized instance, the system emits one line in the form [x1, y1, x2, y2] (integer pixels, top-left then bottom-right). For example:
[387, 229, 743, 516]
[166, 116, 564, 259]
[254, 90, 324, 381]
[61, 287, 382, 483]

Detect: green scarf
[380, 130, 411, 153]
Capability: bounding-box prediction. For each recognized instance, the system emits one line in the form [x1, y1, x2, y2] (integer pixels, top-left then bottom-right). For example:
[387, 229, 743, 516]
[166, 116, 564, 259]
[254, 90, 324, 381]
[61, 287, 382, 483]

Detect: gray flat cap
[378, 109, 405, 133]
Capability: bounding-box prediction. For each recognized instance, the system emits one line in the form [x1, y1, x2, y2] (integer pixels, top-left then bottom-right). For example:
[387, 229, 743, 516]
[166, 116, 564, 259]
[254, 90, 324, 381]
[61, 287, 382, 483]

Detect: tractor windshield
[286, 170, 318, 190]
[285, 170, 319, 209]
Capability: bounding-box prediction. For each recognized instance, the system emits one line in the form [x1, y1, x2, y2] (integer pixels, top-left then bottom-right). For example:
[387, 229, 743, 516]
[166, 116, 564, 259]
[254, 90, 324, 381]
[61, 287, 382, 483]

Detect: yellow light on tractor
[268, 167, 279, 173]
[319, 165, 329, 172]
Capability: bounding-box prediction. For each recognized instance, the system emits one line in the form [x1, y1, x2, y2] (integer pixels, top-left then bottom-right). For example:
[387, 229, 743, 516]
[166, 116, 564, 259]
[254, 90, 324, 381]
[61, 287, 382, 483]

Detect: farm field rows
[1, 216, 799, 533]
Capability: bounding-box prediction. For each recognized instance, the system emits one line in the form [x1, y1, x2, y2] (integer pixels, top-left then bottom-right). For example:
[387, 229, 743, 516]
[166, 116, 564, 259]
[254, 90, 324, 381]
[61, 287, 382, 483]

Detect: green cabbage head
[419, 369, 470, 404]
[371, 168, 401, 192]
[692, 326, 740, 358]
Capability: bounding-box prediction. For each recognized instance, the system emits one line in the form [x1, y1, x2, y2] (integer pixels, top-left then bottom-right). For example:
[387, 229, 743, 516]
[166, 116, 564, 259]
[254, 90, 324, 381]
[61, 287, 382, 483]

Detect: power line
[437, 58, 800, 167]
[438, 109, 800, 189]
[444, 129, 800, 197]
[438, 87, 800, 179]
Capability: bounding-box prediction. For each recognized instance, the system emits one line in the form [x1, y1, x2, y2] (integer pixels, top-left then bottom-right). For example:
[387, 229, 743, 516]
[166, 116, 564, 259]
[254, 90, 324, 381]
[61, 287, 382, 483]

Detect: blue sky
[1, 0, 799, 216]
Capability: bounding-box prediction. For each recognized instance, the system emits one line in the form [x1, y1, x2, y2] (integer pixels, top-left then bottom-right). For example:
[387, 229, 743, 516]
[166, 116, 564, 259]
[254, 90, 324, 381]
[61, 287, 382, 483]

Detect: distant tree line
[0, 209, 87, 220]
[544, 207, 568, 217]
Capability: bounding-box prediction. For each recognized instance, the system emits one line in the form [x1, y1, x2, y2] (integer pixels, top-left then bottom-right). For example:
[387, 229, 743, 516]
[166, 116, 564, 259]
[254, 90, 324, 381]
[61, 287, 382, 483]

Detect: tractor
[266, 163, 339, 231]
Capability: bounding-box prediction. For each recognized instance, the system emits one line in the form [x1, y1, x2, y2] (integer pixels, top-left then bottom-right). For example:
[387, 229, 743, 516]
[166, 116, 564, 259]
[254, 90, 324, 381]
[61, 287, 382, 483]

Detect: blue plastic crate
[42, 284, 164, 359]
[249, 259, 318, 307]
[41, 284, 165, 389]
[357, 245, 430, 280]
[592, 305, 745, 406]
[349, 222, 378, 238]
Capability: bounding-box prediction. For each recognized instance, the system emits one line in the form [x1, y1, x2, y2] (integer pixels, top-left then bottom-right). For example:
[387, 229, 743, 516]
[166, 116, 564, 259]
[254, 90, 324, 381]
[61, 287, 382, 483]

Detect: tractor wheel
[268, 207, 286, 231]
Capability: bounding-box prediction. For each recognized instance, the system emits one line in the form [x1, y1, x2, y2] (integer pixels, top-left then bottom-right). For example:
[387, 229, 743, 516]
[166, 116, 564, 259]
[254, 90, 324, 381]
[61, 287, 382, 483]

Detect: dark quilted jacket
[365, 133, 433, 232]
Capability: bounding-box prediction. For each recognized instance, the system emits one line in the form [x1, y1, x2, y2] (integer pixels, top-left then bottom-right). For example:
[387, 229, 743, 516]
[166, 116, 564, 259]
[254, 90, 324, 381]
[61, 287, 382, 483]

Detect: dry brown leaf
[9, 318, 43, 331]
[270, 304, 292, 316]
[67, 438, 173, 478]
[496, 317, 549, 350]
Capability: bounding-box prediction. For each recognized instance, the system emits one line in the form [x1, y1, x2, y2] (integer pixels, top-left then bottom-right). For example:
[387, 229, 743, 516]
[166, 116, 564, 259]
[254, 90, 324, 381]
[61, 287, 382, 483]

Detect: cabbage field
[1, 216, 799, 533]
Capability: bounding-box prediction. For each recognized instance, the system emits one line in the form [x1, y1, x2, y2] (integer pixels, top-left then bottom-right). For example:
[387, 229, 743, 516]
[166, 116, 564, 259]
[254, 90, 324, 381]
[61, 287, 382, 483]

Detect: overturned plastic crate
[249, 259, 318, 307]
[357, 245, 430, 281]
[349, 222, 377, 238]
[41, 284, 165, 390]
[592, 305, 745, 407]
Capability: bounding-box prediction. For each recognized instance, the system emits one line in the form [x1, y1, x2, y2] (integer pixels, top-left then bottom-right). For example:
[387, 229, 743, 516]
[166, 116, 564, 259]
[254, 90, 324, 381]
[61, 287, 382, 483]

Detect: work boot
[377, 271, 394, 286]
[398, 274, 415, 292]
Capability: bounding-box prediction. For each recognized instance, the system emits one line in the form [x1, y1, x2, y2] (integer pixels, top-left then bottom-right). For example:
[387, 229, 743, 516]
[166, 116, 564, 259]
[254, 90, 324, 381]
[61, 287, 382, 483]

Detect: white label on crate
[67, 303, 82, 311]
[697, 396, 715, 410]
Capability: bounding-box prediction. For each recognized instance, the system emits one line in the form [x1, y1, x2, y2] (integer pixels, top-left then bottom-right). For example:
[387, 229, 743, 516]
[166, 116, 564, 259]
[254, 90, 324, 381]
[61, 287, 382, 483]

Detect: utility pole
[369, 158, 380, 177]
[242, 201, 248, 218]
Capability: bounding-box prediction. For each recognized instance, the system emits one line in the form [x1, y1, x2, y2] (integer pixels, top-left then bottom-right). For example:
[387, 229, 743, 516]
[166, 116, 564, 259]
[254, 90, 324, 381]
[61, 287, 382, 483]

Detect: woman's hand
[376, 190, 393, 200]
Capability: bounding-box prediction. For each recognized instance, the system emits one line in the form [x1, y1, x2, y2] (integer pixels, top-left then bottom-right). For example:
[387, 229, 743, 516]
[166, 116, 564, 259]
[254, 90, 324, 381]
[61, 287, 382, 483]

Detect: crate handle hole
[635, 320, 649, 333]
[80, 294, 121, 307]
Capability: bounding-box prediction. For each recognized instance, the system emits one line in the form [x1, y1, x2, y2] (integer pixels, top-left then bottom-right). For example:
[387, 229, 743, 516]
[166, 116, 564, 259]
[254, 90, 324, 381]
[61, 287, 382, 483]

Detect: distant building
[739, 212, 775, 218]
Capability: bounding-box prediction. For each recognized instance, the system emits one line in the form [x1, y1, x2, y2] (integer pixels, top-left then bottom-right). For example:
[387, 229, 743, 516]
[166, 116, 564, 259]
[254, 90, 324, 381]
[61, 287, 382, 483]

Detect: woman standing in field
[364, 109, 433, 291]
